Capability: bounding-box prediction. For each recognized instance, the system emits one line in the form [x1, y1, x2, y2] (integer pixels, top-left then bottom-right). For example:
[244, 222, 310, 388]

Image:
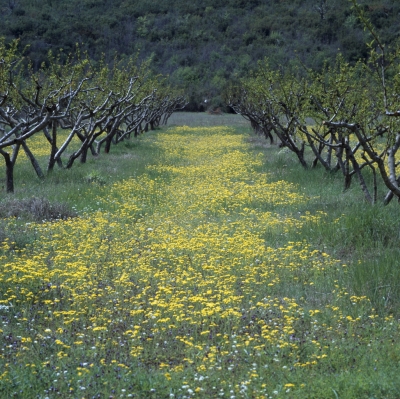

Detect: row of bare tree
[226, 3, 400, 205]
[0, 40, 186, 193]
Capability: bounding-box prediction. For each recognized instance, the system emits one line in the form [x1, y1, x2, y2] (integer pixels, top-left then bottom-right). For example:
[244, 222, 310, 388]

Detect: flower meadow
[1, 126, 400, 398]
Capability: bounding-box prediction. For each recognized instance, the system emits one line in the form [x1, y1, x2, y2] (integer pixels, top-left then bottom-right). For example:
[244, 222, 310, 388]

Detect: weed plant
[0, 116, 399, 398]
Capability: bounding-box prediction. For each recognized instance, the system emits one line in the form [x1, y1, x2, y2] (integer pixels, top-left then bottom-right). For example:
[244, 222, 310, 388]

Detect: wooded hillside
[1, 0, 399, 109]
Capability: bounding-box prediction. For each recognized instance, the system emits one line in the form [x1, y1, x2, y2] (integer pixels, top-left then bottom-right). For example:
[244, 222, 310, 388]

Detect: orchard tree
[226, 7, 400, 205]
[0, 40, 186, 193]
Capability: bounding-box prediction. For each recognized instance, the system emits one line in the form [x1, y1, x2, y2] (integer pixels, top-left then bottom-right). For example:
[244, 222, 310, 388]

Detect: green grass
[166, 111, 250, 128]
[0, 113, 400, 398]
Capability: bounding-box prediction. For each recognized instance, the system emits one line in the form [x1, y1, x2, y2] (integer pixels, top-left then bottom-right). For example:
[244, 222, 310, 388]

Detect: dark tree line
[1, 0, 399, 109]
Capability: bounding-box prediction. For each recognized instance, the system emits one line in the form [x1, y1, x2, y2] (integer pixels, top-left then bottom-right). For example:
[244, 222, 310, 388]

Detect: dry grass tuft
[0, 197, 78, 222]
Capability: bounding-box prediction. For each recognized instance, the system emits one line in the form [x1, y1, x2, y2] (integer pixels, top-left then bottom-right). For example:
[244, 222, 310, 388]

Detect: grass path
[1, 126, 399, 398]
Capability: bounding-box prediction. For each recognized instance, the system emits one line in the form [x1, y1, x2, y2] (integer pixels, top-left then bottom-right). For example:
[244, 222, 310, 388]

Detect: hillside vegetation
[1, 0, 399, 108]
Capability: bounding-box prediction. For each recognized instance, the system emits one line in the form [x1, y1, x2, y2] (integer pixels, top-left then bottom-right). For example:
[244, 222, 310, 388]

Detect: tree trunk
[0, 146, 20, 193]
[47, 121, 58, 172]
[104, 136, 112, 154]
[44, 124, 63, 171]
[21, 141, 44, 179]
[346, 146, 373, 203]
[80, 143, 89, 163]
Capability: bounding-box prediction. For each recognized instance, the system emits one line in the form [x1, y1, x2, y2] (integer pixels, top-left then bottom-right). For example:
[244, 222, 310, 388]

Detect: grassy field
[0, 113, 400, 398]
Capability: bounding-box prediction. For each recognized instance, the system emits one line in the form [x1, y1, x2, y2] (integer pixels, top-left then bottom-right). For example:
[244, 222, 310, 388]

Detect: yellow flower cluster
[0, 126, 393, 397]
